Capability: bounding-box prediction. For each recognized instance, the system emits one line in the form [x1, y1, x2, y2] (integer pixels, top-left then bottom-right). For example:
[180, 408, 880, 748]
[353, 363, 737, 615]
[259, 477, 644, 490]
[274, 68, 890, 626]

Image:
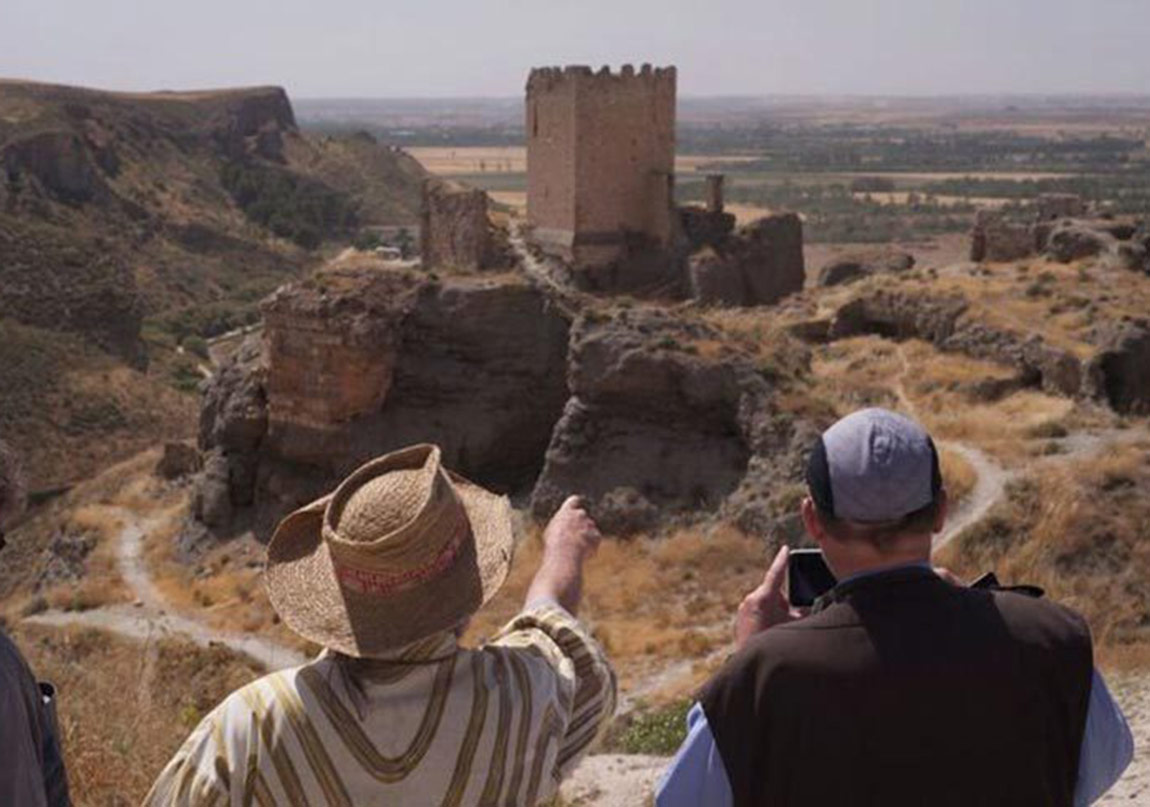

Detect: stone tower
[526, 64, 676, 277]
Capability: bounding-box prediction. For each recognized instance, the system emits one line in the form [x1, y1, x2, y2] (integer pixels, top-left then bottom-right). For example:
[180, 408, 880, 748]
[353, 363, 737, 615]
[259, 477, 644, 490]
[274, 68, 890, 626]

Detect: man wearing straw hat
[145, 444, 616, 806]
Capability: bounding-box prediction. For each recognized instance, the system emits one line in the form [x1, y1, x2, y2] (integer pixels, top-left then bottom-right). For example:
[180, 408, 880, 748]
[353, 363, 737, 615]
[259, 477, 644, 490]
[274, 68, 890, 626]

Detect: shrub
[605, 700, 692, 755]
[182, 335, 210, 360]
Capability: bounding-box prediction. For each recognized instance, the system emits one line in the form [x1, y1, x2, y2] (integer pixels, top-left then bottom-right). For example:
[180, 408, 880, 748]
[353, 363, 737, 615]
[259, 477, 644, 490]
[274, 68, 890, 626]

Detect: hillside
[0, 80, 428, 488]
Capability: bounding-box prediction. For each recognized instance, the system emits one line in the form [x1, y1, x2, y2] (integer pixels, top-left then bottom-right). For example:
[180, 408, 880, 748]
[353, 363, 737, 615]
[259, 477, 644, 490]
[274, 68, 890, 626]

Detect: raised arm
[525, 495, 602, 616]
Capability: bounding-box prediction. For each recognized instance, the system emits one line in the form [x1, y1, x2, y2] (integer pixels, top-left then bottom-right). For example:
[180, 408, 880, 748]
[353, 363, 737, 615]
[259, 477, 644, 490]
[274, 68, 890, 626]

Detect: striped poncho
[144, 601, 616, 806]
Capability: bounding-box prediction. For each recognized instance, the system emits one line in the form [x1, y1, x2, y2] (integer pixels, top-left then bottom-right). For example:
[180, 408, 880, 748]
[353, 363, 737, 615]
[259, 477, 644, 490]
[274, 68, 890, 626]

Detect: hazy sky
[4, 0, 1149, 98]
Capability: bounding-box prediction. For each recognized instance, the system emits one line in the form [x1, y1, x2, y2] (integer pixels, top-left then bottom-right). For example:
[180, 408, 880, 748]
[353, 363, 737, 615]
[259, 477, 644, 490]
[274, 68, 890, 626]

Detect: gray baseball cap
[806, 408, 942, 523]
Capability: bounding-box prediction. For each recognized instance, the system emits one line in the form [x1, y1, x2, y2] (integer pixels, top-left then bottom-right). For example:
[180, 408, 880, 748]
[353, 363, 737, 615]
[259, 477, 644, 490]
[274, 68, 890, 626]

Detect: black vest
[700, 568, 1093, 807]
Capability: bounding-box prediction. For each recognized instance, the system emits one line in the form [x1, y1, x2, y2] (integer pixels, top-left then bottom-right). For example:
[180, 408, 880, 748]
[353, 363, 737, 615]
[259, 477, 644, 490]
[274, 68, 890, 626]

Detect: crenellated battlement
[527, 64, 676, 93]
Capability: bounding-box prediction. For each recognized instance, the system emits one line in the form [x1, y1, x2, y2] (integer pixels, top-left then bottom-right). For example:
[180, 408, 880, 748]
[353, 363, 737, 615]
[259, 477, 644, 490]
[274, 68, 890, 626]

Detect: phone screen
[788, 549, 837, 607]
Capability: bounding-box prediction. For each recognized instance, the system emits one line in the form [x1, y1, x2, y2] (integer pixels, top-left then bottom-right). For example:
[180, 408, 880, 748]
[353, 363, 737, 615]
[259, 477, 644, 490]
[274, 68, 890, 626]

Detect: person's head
[264, 444, 514, 659]
[0, 439, 28, 551]
[800, 408, 947, 579]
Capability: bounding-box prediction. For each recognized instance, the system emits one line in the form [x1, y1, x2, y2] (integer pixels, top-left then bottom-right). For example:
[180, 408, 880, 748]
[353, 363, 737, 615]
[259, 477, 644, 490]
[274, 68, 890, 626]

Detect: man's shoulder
[209, 662, 314, 725]
[986, 586, 1092, 648]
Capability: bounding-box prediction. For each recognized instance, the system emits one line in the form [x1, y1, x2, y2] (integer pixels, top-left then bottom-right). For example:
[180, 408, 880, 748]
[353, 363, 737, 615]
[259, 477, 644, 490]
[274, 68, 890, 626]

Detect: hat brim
[264, 472, 514, 658]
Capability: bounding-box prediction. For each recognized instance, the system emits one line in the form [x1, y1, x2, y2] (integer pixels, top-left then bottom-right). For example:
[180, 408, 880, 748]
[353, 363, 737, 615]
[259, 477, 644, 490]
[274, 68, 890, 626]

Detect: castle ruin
[526, 65, 676, 284]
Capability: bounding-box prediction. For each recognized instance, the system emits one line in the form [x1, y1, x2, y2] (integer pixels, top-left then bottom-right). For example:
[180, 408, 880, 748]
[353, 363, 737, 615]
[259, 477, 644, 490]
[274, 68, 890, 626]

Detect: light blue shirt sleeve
[655, 703, 733, 807]
[1075, 669, 1135, 805]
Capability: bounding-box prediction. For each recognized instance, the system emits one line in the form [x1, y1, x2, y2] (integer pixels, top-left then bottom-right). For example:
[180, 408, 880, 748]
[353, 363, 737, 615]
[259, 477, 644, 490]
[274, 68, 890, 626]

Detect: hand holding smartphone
[787, 548, 837, 608]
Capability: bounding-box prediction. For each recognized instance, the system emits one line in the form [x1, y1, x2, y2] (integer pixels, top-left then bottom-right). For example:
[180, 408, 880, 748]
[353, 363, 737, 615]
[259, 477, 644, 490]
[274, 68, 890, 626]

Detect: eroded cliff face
[193, 265, 571, 542]
[530, 309, 816, 535]
[190, 255, 827, 545]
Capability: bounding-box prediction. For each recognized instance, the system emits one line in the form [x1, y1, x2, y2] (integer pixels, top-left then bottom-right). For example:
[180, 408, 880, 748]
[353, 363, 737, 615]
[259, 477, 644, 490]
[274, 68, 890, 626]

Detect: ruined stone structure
[687, 214, 806, 307]
[420, 179, 492, 272]
[1036, 193, 1087, 222]
[705, 174, 725, 214]
[526, 65, 676, 279]
[970, 210, 1038, 262]
[260, 270, 422, 465]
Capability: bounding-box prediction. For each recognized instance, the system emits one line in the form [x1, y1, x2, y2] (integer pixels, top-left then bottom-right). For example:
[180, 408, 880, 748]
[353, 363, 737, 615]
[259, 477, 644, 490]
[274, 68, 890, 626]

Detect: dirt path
[560, 754, 669, 806]
[25, 509, 306, 671]
[934, 442, 1011, 551]
[890, 344, 1014, 551]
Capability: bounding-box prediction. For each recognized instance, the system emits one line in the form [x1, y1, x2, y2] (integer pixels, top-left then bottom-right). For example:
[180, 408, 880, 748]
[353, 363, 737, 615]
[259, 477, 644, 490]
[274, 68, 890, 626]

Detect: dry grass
[467, 525, 769, 700]
[0, 451, 166, 614]
[809, 336, 1085, 465]
[936, 444, 1150, 667]
[938, 446, 977, 505]
[894, 258, 1150, 359]
[8, 623, 261, 806]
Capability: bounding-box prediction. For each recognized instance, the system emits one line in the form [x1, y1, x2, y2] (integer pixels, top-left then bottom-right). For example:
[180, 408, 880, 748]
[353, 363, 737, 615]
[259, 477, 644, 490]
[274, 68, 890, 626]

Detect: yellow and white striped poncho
[143, 602, 616, 806]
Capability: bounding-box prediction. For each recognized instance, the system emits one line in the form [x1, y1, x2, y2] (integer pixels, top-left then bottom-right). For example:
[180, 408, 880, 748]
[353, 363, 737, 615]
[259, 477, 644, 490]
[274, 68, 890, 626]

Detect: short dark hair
[0, 440, 27, 525]
[812, 495, 944, 548]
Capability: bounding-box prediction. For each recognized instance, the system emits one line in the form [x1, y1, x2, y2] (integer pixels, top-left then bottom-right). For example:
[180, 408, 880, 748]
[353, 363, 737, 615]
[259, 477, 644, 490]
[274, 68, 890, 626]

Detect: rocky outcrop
[204, 87, 297, 162]
[155, 442, 203, 480]
[1085, 320, 1150, 414]
[196, 336, 268, 529]
[686, 213, 805, 307]
[192, 265, 570, 539]
[1045, 221, 1115, 263]
[828, 288, 1085, 398]
[829, 289, 968, 345]
[1, 131, 110, 205]
[970, 206, 1143, 268]
[1111, 226, 1150, 274]
[531, 309, 815, 535]
[817, 248, 915, 287]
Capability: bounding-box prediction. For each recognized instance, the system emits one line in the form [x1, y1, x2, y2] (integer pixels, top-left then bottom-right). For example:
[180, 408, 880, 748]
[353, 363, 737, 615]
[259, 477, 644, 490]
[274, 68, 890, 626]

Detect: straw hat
[265, 444, 514, 657]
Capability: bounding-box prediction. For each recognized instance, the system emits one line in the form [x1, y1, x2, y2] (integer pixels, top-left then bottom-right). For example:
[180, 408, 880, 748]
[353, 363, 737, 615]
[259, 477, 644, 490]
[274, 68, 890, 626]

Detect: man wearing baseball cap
[658, 408, 1133, 806]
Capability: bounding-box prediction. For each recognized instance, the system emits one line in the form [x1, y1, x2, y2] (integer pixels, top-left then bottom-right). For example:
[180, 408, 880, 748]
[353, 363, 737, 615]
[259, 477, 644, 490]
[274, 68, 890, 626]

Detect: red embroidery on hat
[335, 535, 463, 597]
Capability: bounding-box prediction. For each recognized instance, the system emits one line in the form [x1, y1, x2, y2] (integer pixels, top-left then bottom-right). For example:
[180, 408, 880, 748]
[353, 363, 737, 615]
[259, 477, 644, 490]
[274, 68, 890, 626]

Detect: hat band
[333, 531, 465, 597]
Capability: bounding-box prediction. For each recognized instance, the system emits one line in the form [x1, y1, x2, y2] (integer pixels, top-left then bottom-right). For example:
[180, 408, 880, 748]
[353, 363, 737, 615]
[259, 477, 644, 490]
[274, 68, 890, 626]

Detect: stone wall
[970, 211, 1039, 262]
[420, 179, 492, 272]
[526, 65, 676, 271]
[260, 268, 424, 464]
[687, 213, 806, 307]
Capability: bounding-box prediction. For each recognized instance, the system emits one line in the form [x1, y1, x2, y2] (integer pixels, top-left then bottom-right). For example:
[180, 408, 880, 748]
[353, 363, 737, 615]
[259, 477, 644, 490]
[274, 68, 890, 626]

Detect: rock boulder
[1045, 221, 1115, 263]
[817, 248, 915, 287]
[531, 309, 815, 535]
[1086, 320, 1150, 414]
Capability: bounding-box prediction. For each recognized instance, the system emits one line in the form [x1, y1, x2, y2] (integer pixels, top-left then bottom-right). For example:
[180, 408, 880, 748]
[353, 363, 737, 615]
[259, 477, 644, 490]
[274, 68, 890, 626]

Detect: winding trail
[890, 345, 1014, 551]
[25, 508, 306, 671]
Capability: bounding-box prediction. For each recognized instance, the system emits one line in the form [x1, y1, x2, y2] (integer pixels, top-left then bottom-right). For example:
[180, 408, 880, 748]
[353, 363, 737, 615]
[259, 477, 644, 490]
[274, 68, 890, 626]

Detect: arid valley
[1, 63, 1150, 805]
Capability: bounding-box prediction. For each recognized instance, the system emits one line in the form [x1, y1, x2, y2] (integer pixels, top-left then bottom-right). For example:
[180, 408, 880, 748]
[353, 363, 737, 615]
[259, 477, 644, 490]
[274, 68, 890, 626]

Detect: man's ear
[801, 497, 824, 542]
[933, 489, 949, 534]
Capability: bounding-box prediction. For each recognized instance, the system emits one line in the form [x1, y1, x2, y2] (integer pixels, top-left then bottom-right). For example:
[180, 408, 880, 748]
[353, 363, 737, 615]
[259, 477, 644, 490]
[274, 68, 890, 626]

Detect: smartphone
[788, 548, 837, 607]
